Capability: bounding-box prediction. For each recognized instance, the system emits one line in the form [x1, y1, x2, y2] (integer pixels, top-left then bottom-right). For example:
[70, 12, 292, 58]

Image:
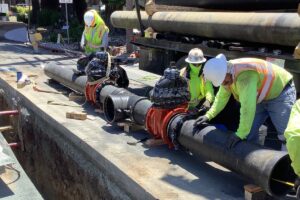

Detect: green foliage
[69, 19, 84, 42]
[37, 9, 60, 27]
[102, 0, 125, 6]
[12, 6, 30, 23]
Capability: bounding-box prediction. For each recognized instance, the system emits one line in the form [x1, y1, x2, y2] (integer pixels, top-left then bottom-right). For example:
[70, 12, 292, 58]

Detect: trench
[0, 91, 132, 200]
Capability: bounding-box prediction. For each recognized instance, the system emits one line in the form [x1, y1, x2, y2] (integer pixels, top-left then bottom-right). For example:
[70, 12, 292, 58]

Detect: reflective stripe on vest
[232, 60, 275, 103]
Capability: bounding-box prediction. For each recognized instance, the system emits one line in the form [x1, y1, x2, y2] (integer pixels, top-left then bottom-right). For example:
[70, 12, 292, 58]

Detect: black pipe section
[152, 0, 299, 10]
[44, 62, 87, 93]
[168, 115, 296, 197]
[102, 85, 152, 125]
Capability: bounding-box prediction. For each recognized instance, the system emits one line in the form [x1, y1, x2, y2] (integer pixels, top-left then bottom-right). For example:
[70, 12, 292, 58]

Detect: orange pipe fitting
[85, 82, 102, 104]
[145, 104, 188, 148]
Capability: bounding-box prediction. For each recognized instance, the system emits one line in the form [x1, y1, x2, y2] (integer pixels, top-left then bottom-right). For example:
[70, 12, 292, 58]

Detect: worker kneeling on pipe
[81, 10, 109, 54]
[285, 99, 300, 198]
[195, 54, 296, 149]
[180, 48, 215, 113]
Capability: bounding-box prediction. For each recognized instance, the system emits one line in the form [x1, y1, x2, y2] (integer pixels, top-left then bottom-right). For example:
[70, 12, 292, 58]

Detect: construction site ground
[0, 42, 249, 200]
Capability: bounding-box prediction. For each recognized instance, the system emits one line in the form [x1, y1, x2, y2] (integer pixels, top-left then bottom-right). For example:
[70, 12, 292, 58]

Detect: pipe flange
[145, 105, 187, 148]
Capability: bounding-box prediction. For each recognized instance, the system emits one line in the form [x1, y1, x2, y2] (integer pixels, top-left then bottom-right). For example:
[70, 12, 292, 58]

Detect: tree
[101, 0, 125, 27]
[31, 0, 87, 24]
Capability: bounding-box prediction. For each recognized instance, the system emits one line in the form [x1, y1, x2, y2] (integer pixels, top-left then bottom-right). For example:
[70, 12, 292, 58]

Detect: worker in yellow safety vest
[285, 99, 300, 197]
[180, 48, 215, 112]
[194, 54, 296, 149]
[81, 10, 109, 54]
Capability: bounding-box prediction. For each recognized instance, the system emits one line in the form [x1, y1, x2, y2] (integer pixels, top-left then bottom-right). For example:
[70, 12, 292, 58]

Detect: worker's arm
[285, 100, 300, 177]
[235, 71, 258, 139]
[205, 80, 215, 104]
[100, 31, 109, 49]
[80, 32, 85, 49]
[205, 86, 231, 120]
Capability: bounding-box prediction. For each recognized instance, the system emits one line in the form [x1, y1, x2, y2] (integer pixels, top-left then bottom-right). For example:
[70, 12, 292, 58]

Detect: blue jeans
[247, 81, 296, 143]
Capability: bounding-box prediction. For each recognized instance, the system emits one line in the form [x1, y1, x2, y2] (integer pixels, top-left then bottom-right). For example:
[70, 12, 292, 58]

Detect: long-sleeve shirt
[205, 62, 292, 139]
[285, 100, 300, 176]
[181, 64, 215, 109]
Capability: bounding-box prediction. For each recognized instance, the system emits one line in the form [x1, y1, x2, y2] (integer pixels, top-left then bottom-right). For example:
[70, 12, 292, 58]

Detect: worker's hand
[194, 115, 209, 127]
[197, 100, 211, 114]
[226, 133, 241, 150]
[187, 108, 199, 116]
[202, 100, 211, 110]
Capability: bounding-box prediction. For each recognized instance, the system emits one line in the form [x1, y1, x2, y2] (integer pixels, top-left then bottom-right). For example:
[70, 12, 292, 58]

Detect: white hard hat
[185, 48, 206, 64]
[84, 11, 95, 27]
[203, 54, 227, 87]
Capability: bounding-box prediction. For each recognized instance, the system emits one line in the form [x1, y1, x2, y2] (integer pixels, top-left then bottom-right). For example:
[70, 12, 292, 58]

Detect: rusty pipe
[0, 110, 19, 116]
[110, 11, 300, 47]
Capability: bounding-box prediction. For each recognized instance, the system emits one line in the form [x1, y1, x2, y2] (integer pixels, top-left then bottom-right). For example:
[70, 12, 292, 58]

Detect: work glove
[194, 115, 209, 127]
[226, 133, 242, 150]
[202, 100, 211, 110]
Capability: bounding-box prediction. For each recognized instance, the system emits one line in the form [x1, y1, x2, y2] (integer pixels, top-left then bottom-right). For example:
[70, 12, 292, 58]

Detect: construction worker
[180, 48, 215, 112]
[284, 100, 300, 197]
[81, 10, 109, 54]
[195, 54, 296, 149]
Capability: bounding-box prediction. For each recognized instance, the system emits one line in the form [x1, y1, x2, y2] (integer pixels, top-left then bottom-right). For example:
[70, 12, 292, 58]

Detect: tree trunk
[73, 0, 87, 23]
[41, 0, 59, 10]
[31, 0, 40, 24]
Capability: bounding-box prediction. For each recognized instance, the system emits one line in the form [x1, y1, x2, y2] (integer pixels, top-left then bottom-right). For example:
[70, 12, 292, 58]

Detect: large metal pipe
[168, 115, 296, 197]
[111, 11, 300, 47]
[44, 62, 86, 93]
[143, 0, 299, 10]
[103, 92, 152, 125]
[100, 85, 152, 125]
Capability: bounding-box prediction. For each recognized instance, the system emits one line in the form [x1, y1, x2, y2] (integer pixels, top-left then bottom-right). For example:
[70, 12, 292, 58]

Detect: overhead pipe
[110, 11, 300, 47]
[168, 115, 297, 197]
[44, 62, 296, 197]
[144, 0, 299, 10]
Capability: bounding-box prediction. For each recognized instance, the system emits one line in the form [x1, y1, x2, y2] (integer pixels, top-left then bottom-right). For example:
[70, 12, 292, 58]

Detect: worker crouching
[195, 54, 296, 150]
[180, 48, 215, 114]
[285, 99, 300, 198]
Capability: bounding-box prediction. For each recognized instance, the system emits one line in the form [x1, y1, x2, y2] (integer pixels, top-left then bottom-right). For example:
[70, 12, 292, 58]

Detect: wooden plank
[244, 184, 266, 200]
[69, 92, 85, 101]
[0, 125, 13, 132]
[66, 111, 87, 120]
[145, 139, 164, 147]
[117, 121, 144, 133]
[244, 184, 263, 193]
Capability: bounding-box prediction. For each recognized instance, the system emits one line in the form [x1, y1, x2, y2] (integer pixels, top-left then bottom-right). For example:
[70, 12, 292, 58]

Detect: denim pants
[247, 81, 297, 144]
